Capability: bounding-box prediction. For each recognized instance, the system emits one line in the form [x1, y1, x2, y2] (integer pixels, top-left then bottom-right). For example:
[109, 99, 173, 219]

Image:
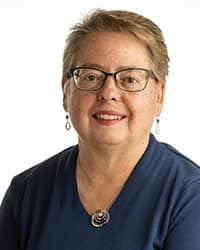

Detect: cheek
[127, 90, 158, 124]
[67, 91, 95, 123]
[129, 91, 156, 112]
[143, 84, 159, 111]
[64, 85, 82, 113]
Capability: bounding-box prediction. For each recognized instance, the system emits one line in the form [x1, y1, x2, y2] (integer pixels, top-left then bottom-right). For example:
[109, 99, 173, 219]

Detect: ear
[62, 78, 69, 112]
[62, 78, 68, 93]
[155, 81, 166, 116]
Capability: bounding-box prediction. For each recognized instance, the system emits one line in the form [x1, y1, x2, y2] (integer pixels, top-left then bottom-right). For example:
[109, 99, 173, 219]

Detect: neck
[77, 134, 150, 182]
[76, 134, 150, 221]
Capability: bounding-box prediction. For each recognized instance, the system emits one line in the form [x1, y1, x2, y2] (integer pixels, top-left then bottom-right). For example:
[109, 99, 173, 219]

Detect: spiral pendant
[91, 209, 110, 227]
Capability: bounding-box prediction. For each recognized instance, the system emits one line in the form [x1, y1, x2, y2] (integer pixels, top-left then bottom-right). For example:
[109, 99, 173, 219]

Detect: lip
[92, 110, 126, 126]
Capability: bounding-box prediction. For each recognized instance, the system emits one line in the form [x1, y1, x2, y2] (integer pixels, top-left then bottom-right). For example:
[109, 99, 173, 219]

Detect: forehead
[76, 31, 151, 69]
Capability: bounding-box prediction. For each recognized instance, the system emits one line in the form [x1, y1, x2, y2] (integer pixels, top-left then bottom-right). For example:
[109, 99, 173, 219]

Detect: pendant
[91, 209, 110, 227]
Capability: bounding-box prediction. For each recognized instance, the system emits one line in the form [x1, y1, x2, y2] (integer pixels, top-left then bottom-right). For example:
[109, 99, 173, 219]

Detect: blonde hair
[62, 9, 169, 82]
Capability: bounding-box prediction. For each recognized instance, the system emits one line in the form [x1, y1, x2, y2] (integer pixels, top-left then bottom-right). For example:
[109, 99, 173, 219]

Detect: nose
[97, 75, 120, 102]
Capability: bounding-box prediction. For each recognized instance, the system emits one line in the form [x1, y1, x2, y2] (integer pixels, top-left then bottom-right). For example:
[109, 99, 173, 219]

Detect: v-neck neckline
[70, 134, 157, 228]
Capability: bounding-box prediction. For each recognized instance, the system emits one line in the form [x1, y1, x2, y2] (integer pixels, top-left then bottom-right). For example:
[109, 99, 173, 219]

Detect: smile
[95, 114, 123, 120]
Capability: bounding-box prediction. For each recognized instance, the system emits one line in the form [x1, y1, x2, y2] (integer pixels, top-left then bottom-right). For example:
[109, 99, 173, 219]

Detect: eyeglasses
[67, 67, 157, 92]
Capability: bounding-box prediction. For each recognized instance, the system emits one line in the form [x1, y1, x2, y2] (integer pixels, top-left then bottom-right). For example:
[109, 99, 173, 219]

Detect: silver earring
[65, 114, 71, 130]
[155, 116, 160, 135]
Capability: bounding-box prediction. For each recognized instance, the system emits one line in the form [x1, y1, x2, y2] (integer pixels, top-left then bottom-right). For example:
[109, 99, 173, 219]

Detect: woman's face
[63, 32, 165, 148]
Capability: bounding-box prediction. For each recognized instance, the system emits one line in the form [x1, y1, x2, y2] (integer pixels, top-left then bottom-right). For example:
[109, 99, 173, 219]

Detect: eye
[72, 68, 105, 90]
[120, 76, 138, 85]
[85, 73, 98, 82]
[118, 69, 143, 86]
[123, 77, 137, 84]
[77, 69, 102, 82]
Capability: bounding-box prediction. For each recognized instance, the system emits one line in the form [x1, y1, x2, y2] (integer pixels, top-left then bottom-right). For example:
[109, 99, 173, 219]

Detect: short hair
[62, 9, 169, 82]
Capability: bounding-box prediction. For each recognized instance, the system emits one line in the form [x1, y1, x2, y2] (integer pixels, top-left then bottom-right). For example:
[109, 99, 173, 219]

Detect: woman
[1, 9, 200, 250]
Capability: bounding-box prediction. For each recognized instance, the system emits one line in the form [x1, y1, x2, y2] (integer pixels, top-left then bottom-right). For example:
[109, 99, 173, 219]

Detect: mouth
[92, 110, 126, 124]
[94, 114, 124, 120]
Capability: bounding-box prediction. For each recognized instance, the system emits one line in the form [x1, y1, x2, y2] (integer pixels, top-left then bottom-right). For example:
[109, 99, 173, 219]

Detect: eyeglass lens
[72, 68, 150, 91]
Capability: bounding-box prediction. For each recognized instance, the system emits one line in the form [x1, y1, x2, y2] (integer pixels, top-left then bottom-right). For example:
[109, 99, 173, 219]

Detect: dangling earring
[155, 116, 160, 135]
[65, 114, 71, 130]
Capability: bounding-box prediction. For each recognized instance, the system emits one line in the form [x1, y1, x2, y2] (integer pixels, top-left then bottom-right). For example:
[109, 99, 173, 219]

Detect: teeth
[96, 114, 122, 120]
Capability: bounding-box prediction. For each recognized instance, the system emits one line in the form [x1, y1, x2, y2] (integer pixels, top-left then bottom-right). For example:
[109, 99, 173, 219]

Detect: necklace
[77, 159, 122, 228]
[91, 209, 110, 228]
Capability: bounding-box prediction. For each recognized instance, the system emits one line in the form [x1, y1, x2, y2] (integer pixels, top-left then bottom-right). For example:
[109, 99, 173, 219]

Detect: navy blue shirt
[1, 134, 200, 250]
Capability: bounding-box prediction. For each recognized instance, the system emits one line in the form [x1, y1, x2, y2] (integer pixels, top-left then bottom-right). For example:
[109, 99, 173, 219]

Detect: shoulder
[9, 145, 78, 200]
[12, 145, 78, 182]
[159, 139, 200, 176]
[149, 136, 200, 244]
[150, 134, 199, 173]
[148, 135, 200, 193]
[158, 142, 200, 248]
[152, 136, 200, 202]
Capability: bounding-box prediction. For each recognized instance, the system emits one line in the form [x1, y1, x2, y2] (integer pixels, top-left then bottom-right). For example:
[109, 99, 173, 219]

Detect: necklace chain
[77, 158, 124, 228]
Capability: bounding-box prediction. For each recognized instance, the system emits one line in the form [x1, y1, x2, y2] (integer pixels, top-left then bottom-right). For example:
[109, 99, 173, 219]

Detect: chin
[92, 135, 128, 146]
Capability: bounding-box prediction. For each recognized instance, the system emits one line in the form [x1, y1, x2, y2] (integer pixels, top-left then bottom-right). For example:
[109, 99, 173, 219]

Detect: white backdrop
[0, 0, 200, 201]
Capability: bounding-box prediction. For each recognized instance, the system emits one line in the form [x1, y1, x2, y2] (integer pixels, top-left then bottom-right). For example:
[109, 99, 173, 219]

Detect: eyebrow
[77, 63, 139, 71]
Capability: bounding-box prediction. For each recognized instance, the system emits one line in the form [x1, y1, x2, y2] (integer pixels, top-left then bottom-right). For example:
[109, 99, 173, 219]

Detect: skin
[62, 31, 165, 214]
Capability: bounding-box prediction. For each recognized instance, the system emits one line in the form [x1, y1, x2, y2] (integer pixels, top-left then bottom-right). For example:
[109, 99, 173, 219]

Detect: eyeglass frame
[66, 66, 158, 92]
